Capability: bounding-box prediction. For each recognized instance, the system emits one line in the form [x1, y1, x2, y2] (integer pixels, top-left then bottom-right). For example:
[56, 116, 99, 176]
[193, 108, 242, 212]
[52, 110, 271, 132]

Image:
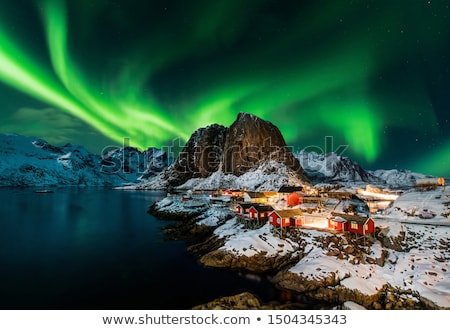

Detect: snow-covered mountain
[0, 113, 435, 190]
[136, 113, 435, 191]
[135, 112, 309, 191]
[101, 146, 168, 181]
[0, 134, 167, 187]
[368, 169, 427, 188]
[384, 189, 450, 220]
[294, 150, 433, 189]
[295, 150, 384, 184]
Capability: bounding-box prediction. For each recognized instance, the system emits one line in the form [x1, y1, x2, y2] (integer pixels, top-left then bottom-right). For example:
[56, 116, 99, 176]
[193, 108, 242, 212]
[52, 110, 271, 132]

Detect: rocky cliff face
[161, 124, 228, 187]
[223, 113, 306, 179]
[159, 112, 308, 188]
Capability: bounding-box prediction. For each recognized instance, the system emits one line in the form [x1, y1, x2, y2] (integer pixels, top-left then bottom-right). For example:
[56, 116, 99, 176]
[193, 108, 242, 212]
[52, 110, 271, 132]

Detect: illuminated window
[351, 222, 358, 229]
[364, 224, 369, 231]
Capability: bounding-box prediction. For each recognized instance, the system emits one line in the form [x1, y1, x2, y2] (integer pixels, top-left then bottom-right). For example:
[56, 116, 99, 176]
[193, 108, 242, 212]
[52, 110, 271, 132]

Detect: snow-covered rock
[383, 189, 450, 222]
[368, 169, 427, 189]
[136, 112, 309, 191]
[0, 134, 167, 187]
[295, 150, 383, 185]
[148, 184, 450, 308]
[152, 160, 307, 192]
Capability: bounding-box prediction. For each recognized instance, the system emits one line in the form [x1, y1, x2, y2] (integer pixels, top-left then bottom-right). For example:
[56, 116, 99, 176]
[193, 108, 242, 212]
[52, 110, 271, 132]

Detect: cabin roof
[250, 204, 274, 212]
[263, 191, 278, 197]
[325, 191, 356, 199]
[271, 209, 304, 218]
[331, 212, 372, 224]
[278, 186, 303, 193]
[331, 217, 347, 223]
[245, 192, 266, 198]
[237, 202, 258, 209]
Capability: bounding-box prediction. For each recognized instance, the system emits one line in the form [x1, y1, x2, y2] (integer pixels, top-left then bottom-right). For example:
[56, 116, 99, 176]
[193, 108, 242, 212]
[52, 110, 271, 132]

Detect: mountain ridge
[138, 112, 310, 190]
[0, 113, 435, 188]
[0, 133, 167, 187]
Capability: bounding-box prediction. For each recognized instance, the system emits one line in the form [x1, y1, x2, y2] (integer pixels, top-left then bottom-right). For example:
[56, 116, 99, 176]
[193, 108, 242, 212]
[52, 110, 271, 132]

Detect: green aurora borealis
[1, 0, 450, 176]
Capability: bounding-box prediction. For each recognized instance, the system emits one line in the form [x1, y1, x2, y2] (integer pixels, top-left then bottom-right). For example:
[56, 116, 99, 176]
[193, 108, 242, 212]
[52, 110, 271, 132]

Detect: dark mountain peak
[161, 112, 309, 187]
[162, 123, 228, 186]
[223, 113, 307, 180]
[236, 112, 265, 122]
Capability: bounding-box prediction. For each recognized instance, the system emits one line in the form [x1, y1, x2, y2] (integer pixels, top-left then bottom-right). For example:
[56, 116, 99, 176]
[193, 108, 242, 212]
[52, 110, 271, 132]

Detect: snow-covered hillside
[152, 193, 450, 309]
[295, 150, 434, 190]
[368, 169, 427, 188]
[0, 133, 439, 191]
[383, 189, 450, 222]
[0, 134, 167, 187]
[139, 160, 306, 191]
[295, 151, 383, 184]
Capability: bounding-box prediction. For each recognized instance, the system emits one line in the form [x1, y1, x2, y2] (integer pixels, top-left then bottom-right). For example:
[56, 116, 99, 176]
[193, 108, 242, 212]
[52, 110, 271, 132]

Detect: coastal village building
[277, 186, 304, 200]
[248, 205, 274, 221]
[243, 192, 267, 204]
[263, 191, 279, 203]
[269, 209, 305, 228]
[235, 203, 255, 216]
[327, 215, 347, 232]
[246, 205, 274, 229]
[223, 189, 243, 198]
[328, 212, 375, 235]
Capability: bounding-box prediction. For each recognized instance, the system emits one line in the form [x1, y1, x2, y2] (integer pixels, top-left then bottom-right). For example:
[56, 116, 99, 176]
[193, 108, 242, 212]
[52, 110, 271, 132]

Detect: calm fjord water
[0, 188, 285, 309]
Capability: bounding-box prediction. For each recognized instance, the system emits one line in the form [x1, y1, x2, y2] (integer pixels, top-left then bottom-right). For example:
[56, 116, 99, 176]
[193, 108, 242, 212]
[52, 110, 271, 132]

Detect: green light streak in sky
[0, 25, 124, 142]
[317, 100, 382, 162]
[0, 0, 449, 176]
[0, 8, 186, 150]
[181, 36, 381, 161]
[410, 141, 450, 177]
[41, 0, 188, 148]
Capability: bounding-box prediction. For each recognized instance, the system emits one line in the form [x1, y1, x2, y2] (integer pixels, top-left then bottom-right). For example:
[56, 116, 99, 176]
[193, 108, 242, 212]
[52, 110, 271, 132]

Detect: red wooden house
[235, 203, 256, 216]
[248, 205, 274, 221]
[269, 209, 304, 228]
[329, 213, 375, 235]
[327, 215, 347, 231]
[278, 186, 304, 203]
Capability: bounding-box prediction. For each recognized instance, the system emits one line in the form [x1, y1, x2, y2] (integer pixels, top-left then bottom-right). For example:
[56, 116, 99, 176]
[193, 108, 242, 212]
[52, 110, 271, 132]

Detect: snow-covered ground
[383, 189, 450, 223]
[215, 221, 300, 258]
[153, 186, 450, 308]
[288, 223, 450, 307]
[369, 168, 428, 188]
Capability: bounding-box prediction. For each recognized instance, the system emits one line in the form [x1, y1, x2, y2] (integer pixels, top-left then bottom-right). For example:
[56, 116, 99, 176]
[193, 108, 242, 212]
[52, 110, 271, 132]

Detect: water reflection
[0, 188, 310, 309]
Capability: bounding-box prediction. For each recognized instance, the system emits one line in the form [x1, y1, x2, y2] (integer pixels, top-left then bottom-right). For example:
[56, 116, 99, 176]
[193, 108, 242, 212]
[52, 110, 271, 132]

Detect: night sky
[1, 0, 450, 177]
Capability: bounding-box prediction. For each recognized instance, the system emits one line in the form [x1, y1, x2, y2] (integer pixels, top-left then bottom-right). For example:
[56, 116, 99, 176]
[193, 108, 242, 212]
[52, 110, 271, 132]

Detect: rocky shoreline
[148, 197, 447, 310]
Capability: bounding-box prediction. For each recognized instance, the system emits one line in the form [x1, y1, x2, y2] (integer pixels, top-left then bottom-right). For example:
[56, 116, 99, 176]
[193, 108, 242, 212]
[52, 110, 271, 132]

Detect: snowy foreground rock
[150, 194, 450, 309]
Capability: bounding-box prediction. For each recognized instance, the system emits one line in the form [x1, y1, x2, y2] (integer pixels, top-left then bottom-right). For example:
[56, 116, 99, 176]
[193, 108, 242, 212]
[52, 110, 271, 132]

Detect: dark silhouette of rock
[161, 112, 309, 187]
[162, 124, 228, 187]
[223, 113, 306, 179]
